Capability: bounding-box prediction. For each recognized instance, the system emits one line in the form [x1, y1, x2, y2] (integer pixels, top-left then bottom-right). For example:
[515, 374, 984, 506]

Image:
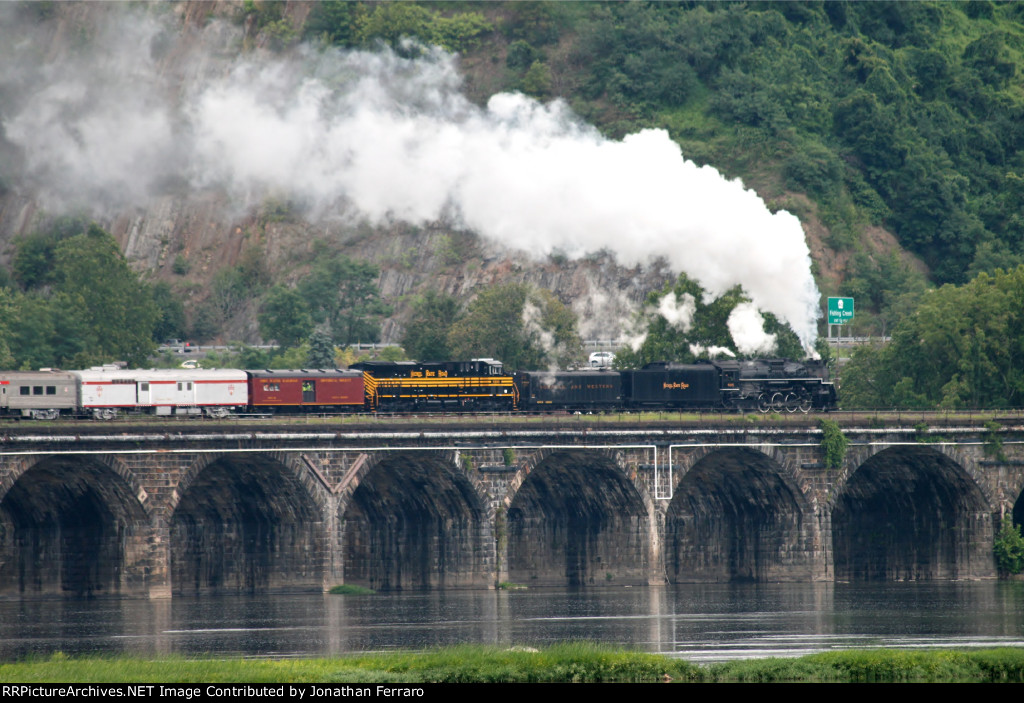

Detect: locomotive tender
[0, 357, 837, 419]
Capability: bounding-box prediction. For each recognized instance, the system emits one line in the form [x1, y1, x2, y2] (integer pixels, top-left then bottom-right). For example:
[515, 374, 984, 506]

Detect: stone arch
[340, 450, 492, 591]
[505, 449, 653, 587]
[0, 454, 151, 597]
[832, 444, 995, 581]
[666, 446, 816, 582]
[169, 451, 328, 595]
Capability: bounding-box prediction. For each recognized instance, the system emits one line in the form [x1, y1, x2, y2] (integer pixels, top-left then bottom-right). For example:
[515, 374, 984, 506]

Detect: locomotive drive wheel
[785, 392, 799, 413]
[757, 393, 771, 413]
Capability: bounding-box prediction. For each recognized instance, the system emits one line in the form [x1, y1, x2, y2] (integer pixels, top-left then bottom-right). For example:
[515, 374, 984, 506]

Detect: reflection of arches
[667, 447, 813, 583]
[506, 450, 651, 587]
[0, 455, 149, 597]
[832, 446, 994, 581]
[342, 452, 490, 591]
[170, 454, 325, 595]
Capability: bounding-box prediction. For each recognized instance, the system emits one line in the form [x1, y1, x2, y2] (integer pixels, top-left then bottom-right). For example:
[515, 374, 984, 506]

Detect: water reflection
[4, 582, 1024, 662]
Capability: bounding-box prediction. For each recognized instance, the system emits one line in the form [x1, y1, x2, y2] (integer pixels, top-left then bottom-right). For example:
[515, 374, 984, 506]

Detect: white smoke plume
[0, 6, 821, 350]
[656, 292, 695, 332]
[689, 344, 736, 358]
[571, 285, 640, 342]
[727, 302, 778, 355]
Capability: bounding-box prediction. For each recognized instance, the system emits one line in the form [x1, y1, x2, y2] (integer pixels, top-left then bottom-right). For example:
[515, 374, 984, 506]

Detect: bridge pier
[0, 422, 1018, 598]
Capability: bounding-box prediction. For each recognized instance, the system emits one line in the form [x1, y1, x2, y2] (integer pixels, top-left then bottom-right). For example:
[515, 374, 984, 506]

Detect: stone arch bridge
[2, 420, 1023, 598]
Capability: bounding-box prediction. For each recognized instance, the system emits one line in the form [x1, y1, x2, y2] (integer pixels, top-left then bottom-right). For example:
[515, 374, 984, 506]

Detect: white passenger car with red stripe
[72, 367, 248, 419]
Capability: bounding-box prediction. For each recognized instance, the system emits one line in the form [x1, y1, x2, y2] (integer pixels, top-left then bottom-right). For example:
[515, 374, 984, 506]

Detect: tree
[11, 216, 90, 290]
[306, 328, 337, 368]
[152, 282, 186, 343]
[259, 285, 313, 350]
[402, 290, 461, 361]
[297, 251, 388, 346]
[52, 224, 159, 367]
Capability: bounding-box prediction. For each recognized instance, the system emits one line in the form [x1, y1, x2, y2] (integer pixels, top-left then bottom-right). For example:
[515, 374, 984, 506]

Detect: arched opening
[342, 453, 490, 590]
[832, 446, 993, 580]
[667, 448, 812, 582]
[170, 456, 325, 595]
[0, 457, 149, 597]
[507, 451, 650, 587]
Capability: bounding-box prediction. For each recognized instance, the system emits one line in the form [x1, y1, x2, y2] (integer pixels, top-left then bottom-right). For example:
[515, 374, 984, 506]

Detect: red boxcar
[247, 370, 364, 411]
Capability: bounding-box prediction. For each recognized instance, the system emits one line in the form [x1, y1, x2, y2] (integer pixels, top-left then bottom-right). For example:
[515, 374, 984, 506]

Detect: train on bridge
[0, 357, 837, 419]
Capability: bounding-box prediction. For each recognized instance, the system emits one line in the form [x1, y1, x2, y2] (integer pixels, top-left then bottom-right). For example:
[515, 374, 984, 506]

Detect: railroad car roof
[248, 369, 362, 379]
[515, 370, 621, 378]
[0, 370, 78, 382]
[72, 368, 248, 382]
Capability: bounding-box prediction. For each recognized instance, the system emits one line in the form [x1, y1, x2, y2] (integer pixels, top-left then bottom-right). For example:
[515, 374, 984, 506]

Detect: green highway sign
[827, 297, 854, 325]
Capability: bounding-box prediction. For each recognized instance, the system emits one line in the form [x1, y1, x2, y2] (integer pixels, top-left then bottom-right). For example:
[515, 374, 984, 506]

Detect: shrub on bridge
[818, 419, 848, 469]
[994, 516, 1024, 575]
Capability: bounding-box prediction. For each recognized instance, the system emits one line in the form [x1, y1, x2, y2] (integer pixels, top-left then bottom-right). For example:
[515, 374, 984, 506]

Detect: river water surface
[4, 582, 1024, 663]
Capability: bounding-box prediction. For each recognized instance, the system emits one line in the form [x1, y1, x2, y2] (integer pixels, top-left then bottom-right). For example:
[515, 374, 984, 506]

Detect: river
[5, 582, 1024, 662]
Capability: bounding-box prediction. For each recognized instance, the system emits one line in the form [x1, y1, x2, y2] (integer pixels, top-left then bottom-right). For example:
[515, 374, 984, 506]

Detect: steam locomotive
[0, 357, 836, 419]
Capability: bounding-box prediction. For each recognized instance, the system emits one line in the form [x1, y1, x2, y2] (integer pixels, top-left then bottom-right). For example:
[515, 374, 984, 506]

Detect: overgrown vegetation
[819, 418, 848, 469]
[984, 421, 1006, 462]
[8, 646, 1024, 683]
[296, 1, 1024, 297]
[994, 516, 1024, 576]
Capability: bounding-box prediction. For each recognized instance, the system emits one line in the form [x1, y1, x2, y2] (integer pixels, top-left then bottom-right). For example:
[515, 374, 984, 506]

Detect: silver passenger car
[0, 370, 78, 419]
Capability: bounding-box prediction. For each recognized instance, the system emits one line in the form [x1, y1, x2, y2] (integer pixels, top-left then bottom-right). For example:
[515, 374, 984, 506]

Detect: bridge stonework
[1, 422, 1023, 598]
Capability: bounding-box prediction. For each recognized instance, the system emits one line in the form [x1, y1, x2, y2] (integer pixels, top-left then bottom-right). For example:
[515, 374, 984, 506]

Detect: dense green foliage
[258, 285, 313, 350]
[304, 1, 493, 55]
[557, 2, 1024, 289]
[839, 266, 1024, 408]
[1, 222, 163, 368]
[253, 247, 390, 361]
[7, 646, 1024, 683]
[401, 290, 461, 361]
[402, 283, 584, 368]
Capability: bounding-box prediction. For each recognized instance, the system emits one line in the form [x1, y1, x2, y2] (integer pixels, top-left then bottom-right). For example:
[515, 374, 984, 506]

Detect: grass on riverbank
[5, 645, 1024, 683]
